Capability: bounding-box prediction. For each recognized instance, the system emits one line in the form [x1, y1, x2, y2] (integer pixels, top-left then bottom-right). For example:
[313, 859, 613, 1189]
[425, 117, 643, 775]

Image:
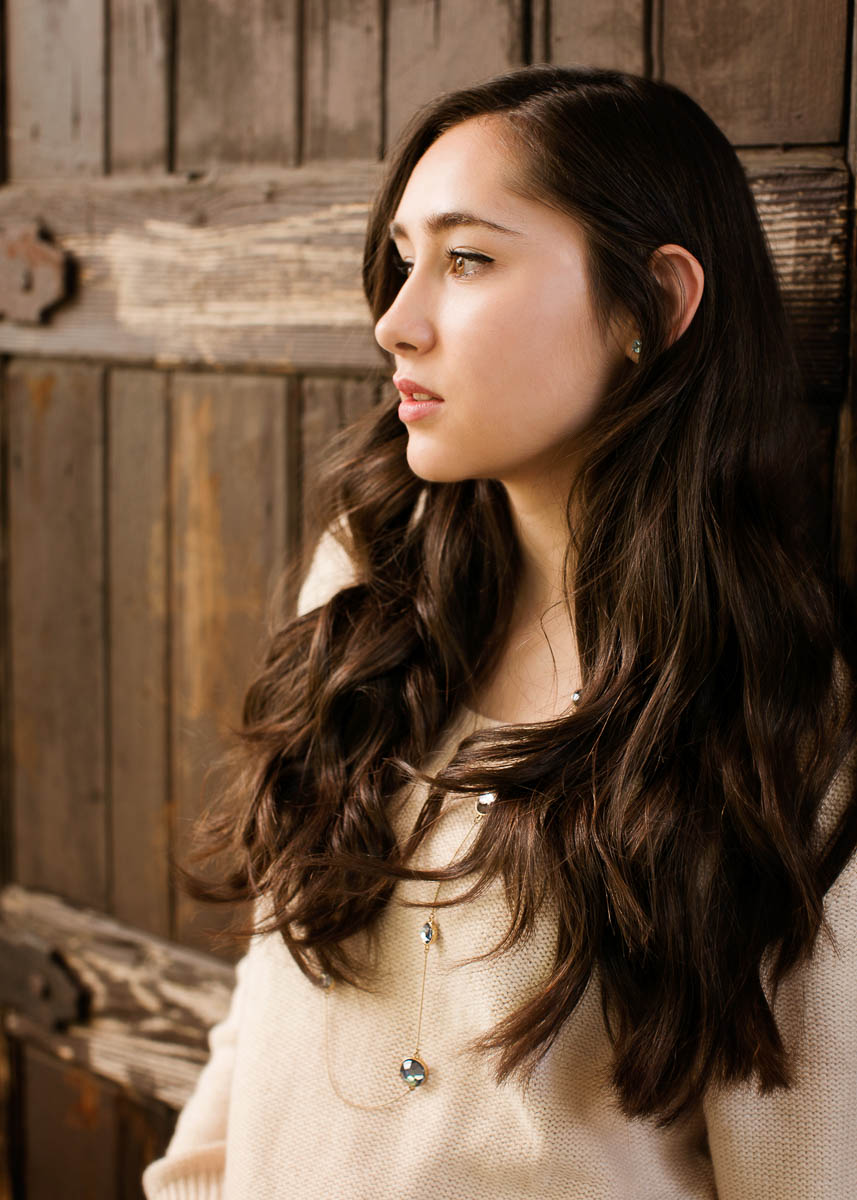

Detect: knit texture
[142, 529, 857, 1199]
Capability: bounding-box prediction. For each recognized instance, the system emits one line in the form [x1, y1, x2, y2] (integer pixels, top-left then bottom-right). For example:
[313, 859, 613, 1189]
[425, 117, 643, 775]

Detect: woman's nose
[374, 278, 436, 356]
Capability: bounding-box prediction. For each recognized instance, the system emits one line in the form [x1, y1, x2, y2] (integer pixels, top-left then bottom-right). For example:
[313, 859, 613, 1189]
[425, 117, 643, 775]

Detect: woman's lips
[397, 395, 444, 422]
[393, 376, 445, 400]
[393, 376, 445, 423]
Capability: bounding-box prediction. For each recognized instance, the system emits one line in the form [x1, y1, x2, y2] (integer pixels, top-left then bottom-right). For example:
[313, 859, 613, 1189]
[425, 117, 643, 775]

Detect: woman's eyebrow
[388, 211, 524, 240]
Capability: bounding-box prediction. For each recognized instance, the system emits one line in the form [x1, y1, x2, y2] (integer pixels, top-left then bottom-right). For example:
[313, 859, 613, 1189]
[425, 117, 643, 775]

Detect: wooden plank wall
[0, 0, 854, 1192]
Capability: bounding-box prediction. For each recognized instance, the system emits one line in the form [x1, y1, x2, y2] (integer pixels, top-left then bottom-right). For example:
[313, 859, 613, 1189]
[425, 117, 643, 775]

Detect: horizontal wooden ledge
[0, 884, 236, 1110]
[0, 151, 849, 391]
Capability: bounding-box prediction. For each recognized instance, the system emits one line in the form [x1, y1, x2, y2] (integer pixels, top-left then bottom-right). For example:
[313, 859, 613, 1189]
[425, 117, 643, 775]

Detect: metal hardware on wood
[0, 221, 69, 324]
[0, 923, 88, 1029]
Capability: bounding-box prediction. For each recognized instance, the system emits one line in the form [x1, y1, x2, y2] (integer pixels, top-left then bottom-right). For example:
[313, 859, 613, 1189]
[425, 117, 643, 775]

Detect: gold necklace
[320, 788, 497, 1112]
[319, 690, 581, 1110]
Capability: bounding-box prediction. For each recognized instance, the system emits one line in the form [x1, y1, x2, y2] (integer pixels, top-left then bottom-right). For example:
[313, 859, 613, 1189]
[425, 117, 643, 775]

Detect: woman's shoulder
[296, 519, 359, 617]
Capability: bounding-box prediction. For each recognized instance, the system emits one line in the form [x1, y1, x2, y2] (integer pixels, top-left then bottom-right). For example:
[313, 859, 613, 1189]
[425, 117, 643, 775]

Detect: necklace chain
[321, 692, 581, 1109]
[321, 795, 490, 1111]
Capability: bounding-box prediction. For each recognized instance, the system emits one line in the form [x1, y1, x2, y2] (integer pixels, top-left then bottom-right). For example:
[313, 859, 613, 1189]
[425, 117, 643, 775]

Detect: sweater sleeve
[703, 754, 857, 1199]
[141, 937, 254, 1200]
[142, 528, 358, 1199]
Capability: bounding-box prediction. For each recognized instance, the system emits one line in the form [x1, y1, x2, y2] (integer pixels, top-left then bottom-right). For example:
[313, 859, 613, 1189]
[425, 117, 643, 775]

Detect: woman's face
[374, 116, 632, 487]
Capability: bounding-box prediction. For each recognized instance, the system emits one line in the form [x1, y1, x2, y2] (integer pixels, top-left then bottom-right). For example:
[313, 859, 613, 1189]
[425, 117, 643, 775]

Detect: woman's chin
[404, 443, 472, 483]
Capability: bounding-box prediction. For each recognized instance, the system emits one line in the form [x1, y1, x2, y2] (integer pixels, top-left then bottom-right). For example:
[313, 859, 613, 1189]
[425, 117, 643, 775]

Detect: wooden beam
[0, 884, 235, 1110]
[0, 163, 382, 371]
[0, 152, 847, 398]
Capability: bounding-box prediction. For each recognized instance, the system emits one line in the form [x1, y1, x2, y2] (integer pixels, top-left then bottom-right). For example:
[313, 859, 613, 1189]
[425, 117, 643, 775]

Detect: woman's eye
[446, 249, 492, 278]
[390, 247, 492, 281]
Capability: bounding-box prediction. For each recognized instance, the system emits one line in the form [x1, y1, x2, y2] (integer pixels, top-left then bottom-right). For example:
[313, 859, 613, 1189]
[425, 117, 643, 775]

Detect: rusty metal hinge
[0, 221, 70, 325]
[0, 922, 89, 1029]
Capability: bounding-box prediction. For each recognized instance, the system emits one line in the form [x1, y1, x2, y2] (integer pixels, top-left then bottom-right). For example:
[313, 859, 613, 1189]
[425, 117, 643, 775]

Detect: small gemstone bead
[572, 690, 581, 703]
[400, 1057, 427, 1089]
[476, 791, 496, 815]
[420, 920, 435, 944]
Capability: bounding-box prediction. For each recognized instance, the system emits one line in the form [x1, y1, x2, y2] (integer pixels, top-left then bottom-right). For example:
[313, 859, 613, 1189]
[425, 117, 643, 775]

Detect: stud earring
[632, 338, 642, 356]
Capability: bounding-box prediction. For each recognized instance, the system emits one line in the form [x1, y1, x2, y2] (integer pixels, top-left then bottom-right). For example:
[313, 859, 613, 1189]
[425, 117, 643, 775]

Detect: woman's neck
[470, 474, 582, 725]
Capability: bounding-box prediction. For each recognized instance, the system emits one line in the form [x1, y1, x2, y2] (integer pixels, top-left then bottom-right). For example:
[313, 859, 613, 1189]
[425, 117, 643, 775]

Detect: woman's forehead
[391, 119, 583, 249]
[392, 120, 520, 230]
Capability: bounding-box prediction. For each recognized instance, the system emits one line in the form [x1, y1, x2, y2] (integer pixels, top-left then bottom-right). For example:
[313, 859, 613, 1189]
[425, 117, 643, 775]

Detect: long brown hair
[179, 65, 857, 1125]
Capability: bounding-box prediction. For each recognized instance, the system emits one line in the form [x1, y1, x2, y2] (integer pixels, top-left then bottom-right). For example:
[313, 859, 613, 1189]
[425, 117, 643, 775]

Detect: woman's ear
[649, 243, 705, 346]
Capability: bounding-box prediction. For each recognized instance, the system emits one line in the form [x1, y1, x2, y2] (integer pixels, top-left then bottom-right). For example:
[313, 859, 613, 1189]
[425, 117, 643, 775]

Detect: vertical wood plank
[385, 0, 526, 155]
[300, 376, 377, 555]
[176, 0, 300, 171]
[549, 0, 645, 74]
[303, 0, 382, 161]
[109, 369, 170, 937]
[22, 1044, 117, 1199]
[661, 0, 848, 145]
[7, 0, 106, 178]
[116, 1086, 175, 1198]
[834, 8, 857, 585]
[281, 377, 303, 616]
[0, 1025, 13, 1200]
[7, 362, 107, 910]
[110, 0, 171, 172]
[171, 374, 287, 951]
[0, 371, 10, 888]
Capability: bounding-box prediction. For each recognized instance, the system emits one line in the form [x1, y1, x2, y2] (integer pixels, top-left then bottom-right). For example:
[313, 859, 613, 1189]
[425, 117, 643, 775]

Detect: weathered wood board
[303, 0, 383, 161]
[0, 152, 847, 400]
[170, 373, 288, 950]
[7, 0, 106, 178]
[550, 0, 646, 74]
[108, 370, 171, 938]
[385, 0, 526, 154]
[0, 883, 235, 1110]
[0, 164, 382, 370]
[661, 0, 848, 145]
[110, 0, 171, 173]
[176, 0, 300, 170]
[6, 361, 108, 910]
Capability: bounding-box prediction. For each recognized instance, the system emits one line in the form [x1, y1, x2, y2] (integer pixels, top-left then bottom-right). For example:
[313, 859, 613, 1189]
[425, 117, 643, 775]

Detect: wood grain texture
[833, 10, 857, 585]
[176, 0, 299, 170]
[303, 0, 382, 160]
[300, 375, 377, 553]
[170, 374, 287, 951]
[110, 0, 171, 172]
[0, 164, 383, 370]
[741, 149, 849, 402]
[0, 1026, 12, 1200]
[385, 0, 525, 155]
[661, 0, 848, 145]
[108, 370, 170, 938]
[7, 0, 105, 178]
[0, 883, 235, 1109]
[0, 152, 845, 394]
[549, 0, 645, 73]
[0, 375, 9, 889]
[22, 1045, 117, 1198]
[7, 361, 108, 910]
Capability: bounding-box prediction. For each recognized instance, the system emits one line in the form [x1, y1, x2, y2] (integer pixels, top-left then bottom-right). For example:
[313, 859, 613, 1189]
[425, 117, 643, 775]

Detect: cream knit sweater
[142, 532, 857, 1199]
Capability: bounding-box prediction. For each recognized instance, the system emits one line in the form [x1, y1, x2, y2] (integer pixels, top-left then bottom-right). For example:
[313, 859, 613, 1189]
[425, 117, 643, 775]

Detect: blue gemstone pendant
[400, 1057, 428, 1089]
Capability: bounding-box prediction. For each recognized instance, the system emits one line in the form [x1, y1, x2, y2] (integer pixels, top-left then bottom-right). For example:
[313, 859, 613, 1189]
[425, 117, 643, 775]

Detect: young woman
[143, 65, 857, 1199]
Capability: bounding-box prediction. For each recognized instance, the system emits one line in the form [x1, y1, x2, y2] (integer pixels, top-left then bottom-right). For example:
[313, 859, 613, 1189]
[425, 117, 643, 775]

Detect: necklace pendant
[476, 791, 496, 815]
[420, 918, 436, 944]
[400, 1057, 428, 1089]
